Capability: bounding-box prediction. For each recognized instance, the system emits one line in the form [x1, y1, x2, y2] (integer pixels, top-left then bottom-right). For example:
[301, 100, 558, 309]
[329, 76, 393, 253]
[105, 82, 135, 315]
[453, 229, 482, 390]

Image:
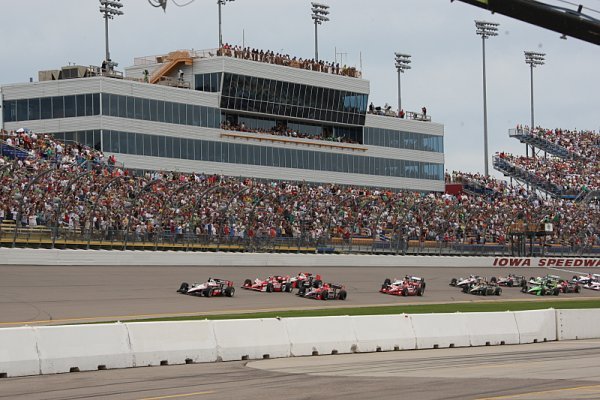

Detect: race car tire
[384, 278, 391, 286]
[450, 278, 457, 286]
[321, 292, 328, 300]
[482, 290, 487, 296]
[313, 279, 322, 289]
[204, 288, 213, 297]
[178, 282, 189, 293]
[225, 287, 235, 297]
[462, 286, 469, 293]
[495, 288, 502, 296]
[421, 281, 426, 291]
[521, 286, 528, 293]
[521, 280, 528, 289]
[266, 283, 274, 293]
[338, 290, 347, 300]
[507, 281, 513, 287]
[553, 288, 560, 296]
[244, 279, 252, 287]
[284, 283, 293, 293]
[417, 287, 423, 297]
[297, 287, 306, 296]
[490, 277, 497, 284]
[402, 287, 409, 296]
[575, 286, 581, 293]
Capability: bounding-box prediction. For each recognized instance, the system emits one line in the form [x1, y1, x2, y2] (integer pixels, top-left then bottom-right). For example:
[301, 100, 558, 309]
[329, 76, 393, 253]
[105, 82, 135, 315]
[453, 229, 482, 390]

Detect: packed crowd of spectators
[217, 43, 361, 78]
[514, 125, 599, 161]
[495, 152, 599, 196]
[220, 121, 359, 144]
[1, 130, 598, 249]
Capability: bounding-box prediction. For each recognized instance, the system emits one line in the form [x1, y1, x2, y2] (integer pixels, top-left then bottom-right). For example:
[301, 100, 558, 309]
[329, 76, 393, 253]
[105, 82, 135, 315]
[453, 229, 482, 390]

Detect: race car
[298, 282, 347, 300]
[572, 274, 600, 286]
[450, 275, 481, 288]
[583, 279, 600, 291]
[380, 276, 425, 296]
[288, 272, 318, 289]
[529, 275, 561, 286]
[242, 275, 295, 292]
[462, 280, 502, 296]
[521, 279, 560, 296]
[177, 278, 235, 297]
[491, 274, 527, 288]
[558, 280, 581, 294]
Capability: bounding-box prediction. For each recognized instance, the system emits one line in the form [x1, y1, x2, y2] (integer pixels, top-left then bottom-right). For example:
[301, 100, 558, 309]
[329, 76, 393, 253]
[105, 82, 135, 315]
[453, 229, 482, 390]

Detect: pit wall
[2, 309, 599, 378]
[0, 248, 598, 267]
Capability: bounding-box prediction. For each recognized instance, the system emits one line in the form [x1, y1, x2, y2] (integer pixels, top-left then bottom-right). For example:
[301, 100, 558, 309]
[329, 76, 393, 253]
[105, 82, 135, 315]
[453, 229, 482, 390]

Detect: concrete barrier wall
[556, 309, 600, 340]
[35, 324, 133, 374]
[1, 248, 598, 267]
[126, 321, 217, 367]
[514, 309, 557, 343]
[0, 309, 598, 378]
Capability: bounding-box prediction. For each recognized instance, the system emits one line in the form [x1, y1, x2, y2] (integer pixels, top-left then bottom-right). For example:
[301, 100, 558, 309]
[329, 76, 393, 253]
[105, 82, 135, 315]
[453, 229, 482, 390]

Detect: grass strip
[122, 299, 600, 323]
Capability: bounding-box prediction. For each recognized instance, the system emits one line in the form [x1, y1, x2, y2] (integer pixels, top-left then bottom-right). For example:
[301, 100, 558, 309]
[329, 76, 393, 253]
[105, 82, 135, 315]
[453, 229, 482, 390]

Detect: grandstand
[0, 128, 597, 256]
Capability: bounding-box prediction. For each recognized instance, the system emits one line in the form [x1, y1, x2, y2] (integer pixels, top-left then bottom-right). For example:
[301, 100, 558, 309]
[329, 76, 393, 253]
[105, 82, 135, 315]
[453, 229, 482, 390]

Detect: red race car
[242, 275, 295, 292]
[380, 276, 426, 296]
[298, 282, 347, 300]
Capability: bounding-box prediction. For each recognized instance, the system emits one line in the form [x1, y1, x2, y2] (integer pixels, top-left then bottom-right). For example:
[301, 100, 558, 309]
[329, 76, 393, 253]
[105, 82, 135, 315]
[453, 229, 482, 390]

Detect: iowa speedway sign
[493, 257, 600, 267]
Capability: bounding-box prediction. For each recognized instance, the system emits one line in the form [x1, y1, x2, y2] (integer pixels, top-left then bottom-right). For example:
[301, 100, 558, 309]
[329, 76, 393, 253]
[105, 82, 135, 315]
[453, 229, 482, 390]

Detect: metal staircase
[508, 128, 575, 159]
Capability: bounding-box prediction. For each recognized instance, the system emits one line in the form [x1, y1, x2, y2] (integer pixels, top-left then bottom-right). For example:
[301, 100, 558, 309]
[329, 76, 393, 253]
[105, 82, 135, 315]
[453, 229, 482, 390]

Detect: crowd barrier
[0, 248, 598, 267]
[2, 309, 598, 379]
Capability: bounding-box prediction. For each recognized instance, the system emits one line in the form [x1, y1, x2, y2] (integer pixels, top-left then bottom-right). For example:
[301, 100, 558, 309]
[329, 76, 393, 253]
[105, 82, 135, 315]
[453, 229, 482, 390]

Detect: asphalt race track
[1, 264, 599, 326]
[2, 340, 600, 400]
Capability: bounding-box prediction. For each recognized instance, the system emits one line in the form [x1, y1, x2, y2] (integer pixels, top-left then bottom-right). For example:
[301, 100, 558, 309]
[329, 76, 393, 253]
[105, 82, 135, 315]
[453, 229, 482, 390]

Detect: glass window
[16, 98, 26, 121]
[64, 95, 76, 118]
[164, 102, 173, 124]
[52, 96, 64, 119]
[101, 93, 109, 116]
[143, 98, 151, 121]
[172, 137, 181, 158]
[201, 139, 210, 161]
[179, 103, 186, 125]
[157, 100, 165, 122]
[109, 94, 119, 116]
[92, 93, 100, 115]
[117, 95, 126, 118]
[186, 104, 193, 126]
[151, 135, 159, 157]
[3, 100, 16, 122]
[126, 96, 135, 119]
[40, 97, 52, 119]
[143, 133, 152, 156]
[27, 98, 40, 121]
[149, 99, 158, 122]
[165, 136, 173, 158]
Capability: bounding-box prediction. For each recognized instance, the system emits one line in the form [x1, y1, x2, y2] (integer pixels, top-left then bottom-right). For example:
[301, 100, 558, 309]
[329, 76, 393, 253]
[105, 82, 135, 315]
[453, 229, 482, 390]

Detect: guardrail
[4, 308, 596, 378]
[1, 224, 598, 257]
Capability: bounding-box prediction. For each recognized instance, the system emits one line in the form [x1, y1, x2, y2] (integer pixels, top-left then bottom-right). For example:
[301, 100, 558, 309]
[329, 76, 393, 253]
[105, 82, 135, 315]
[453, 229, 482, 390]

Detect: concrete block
[463, 312, 520, 346]
[351, 314, 416, 352]
[0, 326, 40, 377]
[126, 321, 217, 366]
[556, 309, 600, 340]
[284, 316, 357, 356]
[410, 313, 470, 349]
[35, 323, 133, 374]
[514, 309, 557, 343]
[213, 318, 290, 361]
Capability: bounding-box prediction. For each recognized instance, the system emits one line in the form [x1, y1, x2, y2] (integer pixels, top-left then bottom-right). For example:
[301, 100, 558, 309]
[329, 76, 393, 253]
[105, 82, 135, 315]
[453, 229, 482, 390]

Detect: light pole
[525, 51, 545, 157]
[475, 20, 499, 177]
[218, 0, 235, 49]
[99, 0, 124, 65]
[311, 2, 330, 61]
[394, 53, 411, 112]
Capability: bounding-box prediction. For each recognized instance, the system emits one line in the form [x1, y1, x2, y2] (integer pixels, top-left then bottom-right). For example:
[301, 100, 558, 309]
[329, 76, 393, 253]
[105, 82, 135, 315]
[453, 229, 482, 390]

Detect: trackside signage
[492, 258, 600, 267]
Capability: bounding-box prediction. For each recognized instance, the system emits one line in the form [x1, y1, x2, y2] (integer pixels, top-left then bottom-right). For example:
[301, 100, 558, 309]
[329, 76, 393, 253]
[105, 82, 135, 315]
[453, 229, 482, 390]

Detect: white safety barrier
[35, 324, 133, 374]
[2, 248, 598, 267]
[351, 315, 416, 352]
[2, 308, 600, 378]
[213, 318, 290, 361]
[126, 321, 217, 367]
[410, 313, 471, 349]
[0, 327, 39, 378]
[284, 316, 357, 356]
[463, 312, 520, 346]
[513, 309, 557, 343]
[556, 309, 600, 340]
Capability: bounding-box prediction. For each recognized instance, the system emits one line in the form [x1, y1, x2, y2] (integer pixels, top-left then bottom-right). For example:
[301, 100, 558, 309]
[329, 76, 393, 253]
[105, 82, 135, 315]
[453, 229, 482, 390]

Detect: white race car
[177, 278, 235, 297]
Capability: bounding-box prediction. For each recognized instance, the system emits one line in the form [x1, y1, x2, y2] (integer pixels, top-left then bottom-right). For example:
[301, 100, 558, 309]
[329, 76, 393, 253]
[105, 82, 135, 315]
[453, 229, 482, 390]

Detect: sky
[1, 0, 598, 177]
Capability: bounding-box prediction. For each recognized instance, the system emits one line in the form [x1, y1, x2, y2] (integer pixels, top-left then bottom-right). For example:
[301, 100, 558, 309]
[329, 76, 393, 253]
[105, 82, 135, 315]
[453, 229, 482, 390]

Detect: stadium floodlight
[218, 0, 235, 49]
[525, 51, 545, 146]
[311, 2, 330, 61]
[99, 0, 124, 67]
[394, 53, 411, 112]
[475, 20, 499, 177]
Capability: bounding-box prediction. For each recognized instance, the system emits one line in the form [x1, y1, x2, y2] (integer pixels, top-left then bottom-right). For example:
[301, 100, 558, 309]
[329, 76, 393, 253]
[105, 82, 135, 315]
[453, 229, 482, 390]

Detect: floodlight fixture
[311, 2, 330, 60]
[99, 0, 124, 66]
